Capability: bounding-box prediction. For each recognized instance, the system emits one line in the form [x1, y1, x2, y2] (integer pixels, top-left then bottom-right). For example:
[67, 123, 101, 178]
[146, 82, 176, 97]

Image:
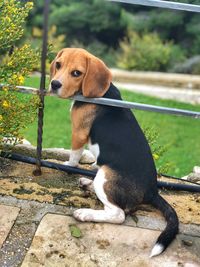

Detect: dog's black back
[89, 83, 158, 206]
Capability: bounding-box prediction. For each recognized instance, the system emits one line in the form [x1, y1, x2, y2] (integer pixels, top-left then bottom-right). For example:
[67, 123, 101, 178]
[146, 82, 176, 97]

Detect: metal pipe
[108, 0, 200, 13]
[72, 95, 200, 119]
[2, 152, 200, 193]
[160, 173, 200, 186]
[157, 181, 200, 193]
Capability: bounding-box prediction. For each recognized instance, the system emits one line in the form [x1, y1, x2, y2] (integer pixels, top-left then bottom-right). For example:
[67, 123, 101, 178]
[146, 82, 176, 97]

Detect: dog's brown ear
[82, 57, 112, 97]
[50, 59, 56, 80]
[50, 49, 64, 79]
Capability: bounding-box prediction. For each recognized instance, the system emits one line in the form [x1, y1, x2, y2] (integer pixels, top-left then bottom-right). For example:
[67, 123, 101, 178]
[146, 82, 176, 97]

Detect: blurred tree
[50, 0, 126, 48]
[122, 0, 200, 56]
[28, 0, 126, 48]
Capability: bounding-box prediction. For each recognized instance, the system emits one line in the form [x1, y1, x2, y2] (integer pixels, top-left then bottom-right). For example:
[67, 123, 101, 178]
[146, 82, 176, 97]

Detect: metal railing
[109, 0, 200, 13]
[33, 0, 50, 176]
[73, 94, 200, 118]
[1, 84, 200, 119]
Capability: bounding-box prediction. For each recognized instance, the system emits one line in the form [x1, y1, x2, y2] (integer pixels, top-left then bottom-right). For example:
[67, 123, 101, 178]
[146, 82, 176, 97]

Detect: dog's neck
[72, 83, 122, 109]
[101, 83, 122, 101]
[77, 82, 122, 101]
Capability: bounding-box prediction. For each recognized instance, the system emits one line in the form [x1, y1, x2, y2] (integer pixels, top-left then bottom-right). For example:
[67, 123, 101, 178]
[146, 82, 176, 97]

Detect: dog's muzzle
[51, 80, 62, 93]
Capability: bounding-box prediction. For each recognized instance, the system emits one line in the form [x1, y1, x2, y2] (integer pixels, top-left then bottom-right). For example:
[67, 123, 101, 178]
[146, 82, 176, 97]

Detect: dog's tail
[149, 194, 179, 257]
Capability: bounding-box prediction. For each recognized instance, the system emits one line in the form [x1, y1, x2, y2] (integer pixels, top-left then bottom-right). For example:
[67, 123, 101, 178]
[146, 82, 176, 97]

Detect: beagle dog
[49, 48, 179, 257]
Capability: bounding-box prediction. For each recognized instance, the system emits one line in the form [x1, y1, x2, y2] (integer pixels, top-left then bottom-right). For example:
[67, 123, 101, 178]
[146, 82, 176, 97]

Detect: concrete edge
[3, 144, 95, 164]
[125, 215, 200, 238]
[111, 68, 200, 89]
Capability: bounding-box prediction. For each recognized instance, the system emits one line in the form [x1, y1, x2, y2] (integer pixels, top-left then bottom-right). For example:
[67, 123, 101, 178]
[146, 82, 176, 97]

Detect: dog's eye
[56, 62, 61, 70]
[71, 70, 82, 77]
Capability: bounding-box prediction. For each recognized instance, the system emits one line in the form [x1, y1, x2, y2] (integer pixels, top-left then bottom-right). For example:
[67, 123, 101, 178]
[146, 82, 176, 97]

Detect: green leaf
[69, 224, 82, 238]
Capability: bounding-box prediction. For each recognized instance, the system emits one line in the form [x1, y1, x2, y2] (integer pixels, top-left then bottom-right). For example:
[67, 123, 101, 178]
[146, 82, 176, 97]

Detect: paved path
[22, 214, 200, 267]
[116, 82, 200, 105]
[0, 205, 20, 248]
[0, 195, 200, 267]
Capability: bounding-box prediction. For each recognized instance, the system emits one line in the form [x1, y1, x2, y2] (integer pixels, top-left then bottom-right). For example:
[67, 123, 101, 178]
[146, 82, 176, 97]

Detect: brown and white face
[49, 48, 112, 98]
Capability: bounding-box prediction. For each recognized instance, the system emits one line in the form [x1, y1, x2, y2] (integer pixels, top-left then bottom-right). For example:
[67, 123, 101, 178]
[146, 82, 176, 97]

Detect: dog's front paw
[63, 161, 78, 167]
[73, 209, 94, 222]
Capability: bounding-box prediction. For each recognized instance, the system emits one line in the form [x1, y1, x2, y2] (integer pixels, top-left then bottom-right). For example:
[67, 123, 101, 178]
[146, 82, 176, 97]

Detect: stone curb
[111, 68, 200, 89]
[9, 144, 95, 164]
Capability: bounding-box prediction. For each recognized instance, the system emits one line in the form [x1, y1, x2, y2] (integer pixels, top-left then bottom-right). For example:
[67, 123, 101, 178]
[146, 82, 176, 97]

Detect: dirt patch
[0, 158, 99, 208]
[0, 157, 199, 225]
[136, 191, 200, 225]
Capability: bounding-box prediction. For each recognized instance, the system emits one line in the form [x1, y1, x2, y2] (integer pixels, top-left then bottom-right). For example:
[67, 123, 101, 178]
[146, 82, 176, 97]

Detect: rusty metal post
[33, 0, 50, 176]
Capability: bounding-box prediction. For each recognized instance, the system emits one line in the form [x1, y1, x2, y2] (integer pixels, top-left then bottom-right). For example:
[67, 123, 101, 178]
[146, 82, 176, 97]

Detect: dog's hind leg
[73, 168, 125, 224]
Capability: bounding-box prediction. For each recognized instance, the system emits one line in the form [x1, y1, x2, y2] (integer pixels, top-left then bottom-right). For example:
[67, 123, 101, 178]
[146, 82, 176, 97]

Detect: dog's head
[49, 48, 112, 98]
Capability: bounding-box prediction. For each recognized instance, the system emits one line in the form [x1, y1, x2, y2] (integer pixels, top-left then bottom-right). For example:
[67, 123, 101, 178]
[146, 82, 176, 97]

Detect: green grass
[22, 76, 200, 177]
[121, 91, 200, 177]
[24, 76, 41, 88]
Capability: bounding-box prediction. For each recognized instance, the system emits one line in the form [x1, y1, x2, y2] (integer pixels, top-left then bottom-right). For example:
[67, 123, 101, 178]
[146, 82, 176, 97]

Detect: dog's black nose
[51, 80, 62, 91]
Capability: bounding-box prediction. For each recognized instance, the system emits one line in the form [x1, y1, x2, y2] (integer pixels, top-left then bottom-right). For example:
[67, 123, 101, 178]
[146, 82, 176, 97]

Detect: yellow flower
[2, 87, 8, 92]
[2, 100, 10, 108]
[153, 153, 159, 160]
[23, 44, 29, 49]
[5, 16, 11, 23]
[0, 115, 3, 121]
[12, 74, 18, 80]
[18, 75, 24, 85]
[26, 2, 34, 9]
[7, 61, 13, 67]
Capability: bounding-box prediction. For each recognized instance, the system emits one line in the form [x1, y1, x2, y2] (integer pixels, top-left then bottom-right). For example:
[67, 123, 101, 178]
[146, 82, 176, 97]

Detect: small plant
[0, 0, 39, 149]
[144, 127, 173, 174]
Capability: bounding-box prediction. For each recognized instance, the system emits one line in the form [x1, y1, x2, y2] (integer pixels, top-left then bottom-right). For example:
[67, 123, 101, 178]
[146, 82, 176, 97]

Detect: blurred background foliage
[19, 0, 200, 73]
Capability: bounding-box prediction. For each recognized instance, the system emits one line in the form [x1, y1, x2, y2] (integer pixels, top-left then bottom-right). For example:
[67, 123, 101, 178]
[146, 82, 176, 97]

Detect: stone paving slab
[21, 213, 200, 267]
[0, 205, 20, 248]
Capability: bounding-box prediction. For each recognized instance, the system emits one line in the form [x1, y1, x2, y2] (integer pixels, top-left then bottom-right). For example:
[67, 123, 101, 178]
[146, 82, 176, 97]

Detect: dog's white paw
[63, 161, 77, 167]
[73, 209, 94, 222]
[78, 178, 94, 192]
[79, 177, 93, 186]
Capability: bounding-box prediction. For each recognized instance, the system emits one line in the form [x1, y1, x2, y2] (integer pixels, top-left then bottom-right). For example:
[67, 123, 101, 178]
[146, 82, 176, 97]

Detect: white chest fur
[70, 100, 74, 112]
[88, 139, 100, 160]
